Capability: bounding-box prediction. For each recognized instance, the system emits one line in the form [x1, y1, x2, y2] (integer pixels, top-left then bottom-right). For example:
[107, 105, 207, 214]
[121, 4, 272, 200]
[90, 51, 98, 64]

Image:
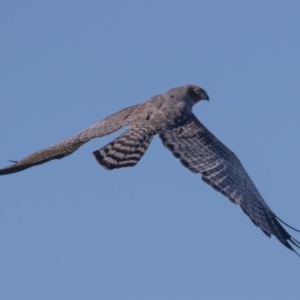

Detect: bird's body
[1, 85, 299, 255]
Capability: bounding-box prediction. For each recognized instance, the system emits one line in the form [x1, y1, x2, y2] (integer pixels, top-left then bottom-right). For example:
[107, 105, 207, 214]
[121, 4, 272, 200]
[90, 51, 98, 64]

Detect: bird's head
[187, 85, 209, 104]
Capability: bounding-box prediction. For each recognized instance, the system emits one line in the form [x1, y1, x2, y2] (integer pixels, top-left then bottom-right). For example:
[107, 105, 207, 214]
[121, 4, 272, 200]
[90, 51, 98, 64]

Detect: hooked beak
[201, 89, 209, 101]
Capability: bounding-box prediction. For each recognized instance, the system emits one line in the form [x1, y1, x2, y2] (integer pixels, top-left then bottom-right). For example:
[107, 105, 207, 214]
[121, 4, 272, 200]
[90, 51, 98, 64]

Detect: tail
[93, 124, 154, 170]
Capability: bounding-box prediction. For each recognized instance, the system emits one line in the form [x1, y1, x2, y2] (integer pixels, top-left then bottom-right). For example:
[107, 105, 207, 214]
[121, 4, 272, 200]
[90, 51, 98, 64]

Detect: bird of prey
[1, 85, 299, 255]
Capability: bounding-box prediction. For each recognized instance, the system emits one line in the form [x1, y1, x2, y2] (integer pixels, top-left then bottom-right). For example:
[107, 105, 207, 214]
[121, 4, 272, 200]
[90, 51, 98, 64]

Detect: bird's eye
[188, 86, 200, 99]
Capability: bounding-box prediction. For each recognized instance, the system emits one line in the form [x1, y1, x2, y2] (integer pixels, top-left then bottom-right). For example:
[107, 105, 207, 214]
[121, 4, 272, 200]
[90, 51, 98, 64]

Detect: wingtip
[274, 215, 300, 257]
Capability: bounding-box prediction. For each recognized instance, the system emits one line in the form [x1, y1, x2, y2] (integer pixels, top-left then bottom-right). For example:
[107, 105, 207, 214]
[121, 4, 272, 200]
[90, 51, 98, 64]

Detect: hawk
[1, 85, 299, 255]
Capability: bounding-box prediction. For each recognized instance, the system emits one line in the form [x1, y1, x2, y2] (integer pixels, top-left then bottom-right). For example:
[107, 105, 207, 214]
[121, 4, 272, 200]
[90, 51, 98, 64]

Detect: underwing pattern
[1, 85, 299, 255]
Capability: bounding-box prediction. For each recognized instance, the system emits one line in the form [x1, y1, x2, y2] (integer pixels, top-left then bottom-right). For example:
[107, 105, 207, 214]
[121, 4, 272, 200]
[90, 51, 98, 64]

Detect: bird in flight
[1, 85, 299, 255]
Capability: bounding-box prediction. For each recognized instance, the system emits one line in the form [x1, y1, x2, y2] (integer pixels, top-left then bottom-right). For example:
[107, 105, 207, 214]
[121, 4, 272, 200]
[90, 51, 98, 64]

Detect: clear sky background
[1, 1, 300, 299]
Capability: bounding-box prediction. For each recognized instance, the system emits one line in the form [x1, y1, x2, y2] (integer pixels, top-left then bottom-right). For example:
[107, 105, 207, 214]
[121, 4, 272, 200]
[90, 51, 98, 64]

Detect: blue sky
[1, 1, 300, 299]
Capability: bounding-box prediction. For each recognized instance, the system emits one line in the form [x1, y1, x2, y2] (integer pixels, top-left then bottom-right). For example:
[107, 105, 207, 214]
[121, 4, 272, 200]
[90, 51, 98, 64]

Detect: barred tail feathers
[93, 125, 154, 170]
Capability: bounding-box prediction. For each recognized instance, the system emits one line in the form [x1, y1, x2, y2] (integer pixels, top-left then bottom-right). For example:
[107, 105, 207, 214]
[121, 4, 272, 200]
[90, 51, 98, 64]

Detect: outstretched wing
[159, 114, 300, 254]
[0, 105, 139, 175]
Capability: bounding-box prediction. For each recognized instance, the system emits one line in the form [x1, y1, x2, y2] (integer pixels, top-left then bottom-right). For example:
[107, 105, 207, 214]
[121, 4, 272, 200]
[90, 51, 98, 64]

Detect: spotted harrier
[1, 85, 299, 255]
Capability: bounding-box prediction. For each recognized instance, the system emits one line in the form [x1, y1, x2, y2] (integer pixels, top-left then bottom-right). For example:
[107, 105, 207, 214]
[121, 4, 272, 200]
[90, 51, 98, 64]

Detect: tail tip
[92, 150, 115, 170]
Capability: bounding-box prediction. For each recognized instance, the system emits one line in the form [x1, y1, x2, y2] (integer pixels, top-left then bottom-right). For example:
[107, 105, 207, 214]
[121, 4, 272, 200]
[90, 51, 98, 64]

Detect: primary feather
[1, 85, 299, 255]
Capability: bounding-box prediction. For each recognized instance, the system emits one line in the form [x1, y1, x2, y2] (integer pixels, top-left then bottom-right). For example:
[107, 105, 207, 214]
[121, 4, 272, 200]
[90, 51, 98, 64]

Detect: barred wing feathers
[159, 114, 300, 254]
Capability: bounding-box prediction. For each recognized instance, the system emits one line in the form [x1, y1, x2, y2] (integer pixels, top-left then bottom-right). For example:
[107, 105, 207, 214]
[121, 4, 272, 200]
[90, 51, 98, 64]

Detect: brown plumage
[1, 85, 299, 255]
